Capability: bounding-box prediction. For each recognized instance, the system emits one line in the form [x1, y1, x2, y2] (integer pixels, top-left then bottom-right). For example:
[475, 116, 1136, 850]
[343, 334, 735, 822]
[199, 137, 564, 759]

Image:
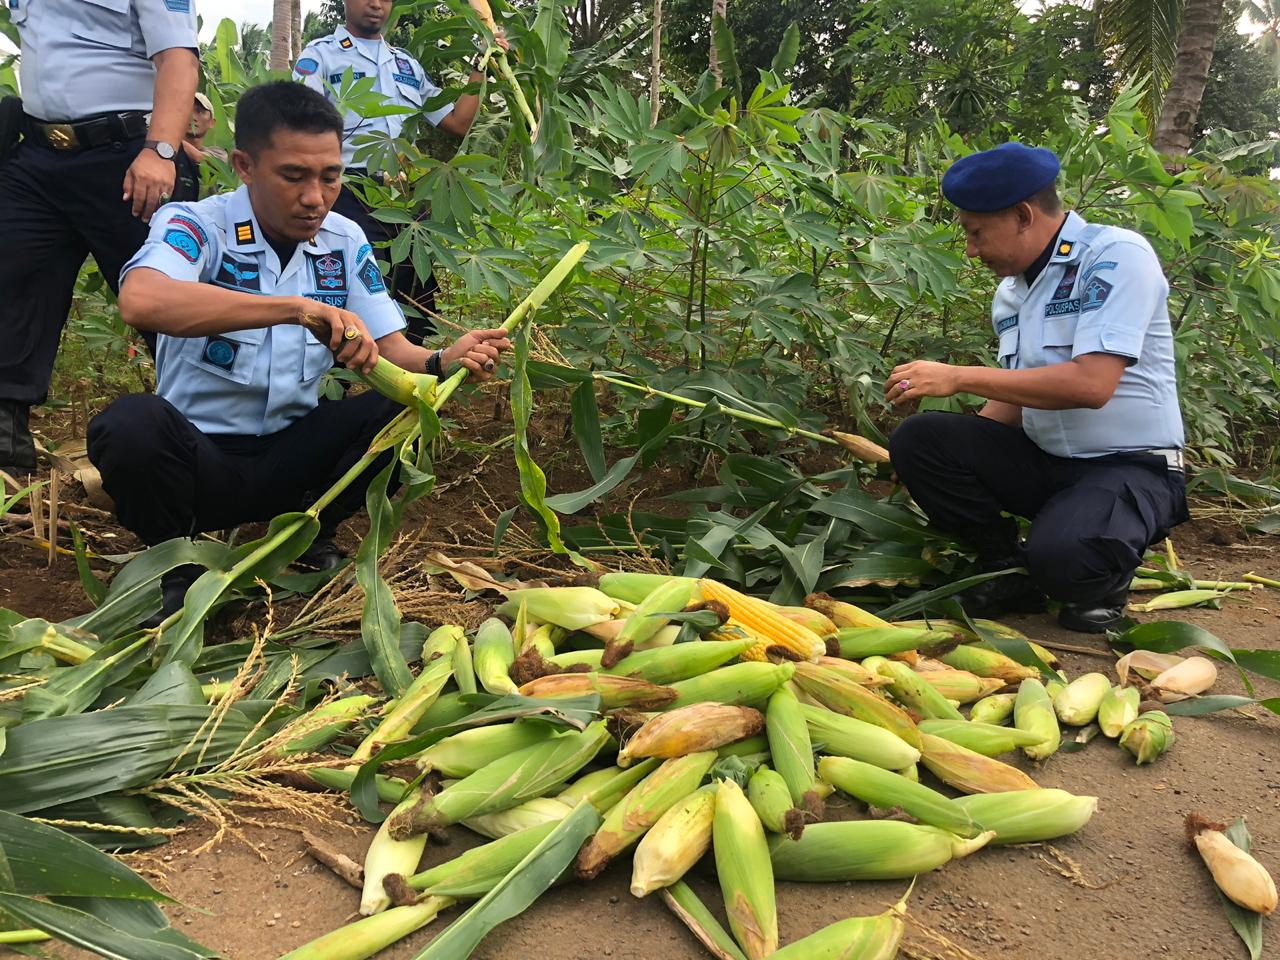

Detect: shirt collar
[335, 24, 390, 64]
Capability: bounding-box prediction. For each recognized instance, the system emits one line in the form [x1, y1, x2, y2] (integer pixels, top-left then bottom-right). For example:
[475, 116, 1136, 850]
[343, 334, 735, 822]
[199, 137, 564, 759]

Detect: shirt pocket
[393, 75, 426, 107]
[1041, 315, 1077, 364]
[997, 327, 1019, 369]
[71, 0, 134, 49]
[182, 328, 266, 386]
[301, 329, 335, 384]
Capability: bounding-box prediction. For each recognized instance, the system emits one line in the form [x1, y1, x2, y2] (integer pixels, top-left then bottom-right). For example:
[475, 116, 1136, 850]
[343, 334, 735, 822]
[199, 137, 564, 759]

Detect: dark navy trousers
[87, 391, 401, 546]
[889, 412, 1189, 603]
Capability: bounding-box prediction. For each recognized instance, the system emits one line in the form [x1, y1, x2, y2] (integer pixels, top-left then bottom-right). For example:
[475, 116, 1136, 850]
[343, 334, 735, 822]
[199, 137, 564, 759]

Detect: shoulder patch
[357, 257, 386, 294]
[355, 243, 373, 264]
[1080, 277, 1113, 313]
[1081, 260, 1118, 284]
[163, 0, 189, 11]
[163, 227, 202, 264]
[295, 57, 320, 76]
[996, 314, 1018, 334]
[234, 220, 256, 245]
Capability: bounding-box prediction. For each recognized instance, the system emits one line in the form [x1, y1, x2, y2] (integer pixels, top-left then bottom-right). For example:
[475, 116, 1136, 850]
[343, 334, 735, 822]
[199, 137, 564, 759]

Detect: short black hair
[235, 81, 343, 155]
[1026, 184, 1062, 214]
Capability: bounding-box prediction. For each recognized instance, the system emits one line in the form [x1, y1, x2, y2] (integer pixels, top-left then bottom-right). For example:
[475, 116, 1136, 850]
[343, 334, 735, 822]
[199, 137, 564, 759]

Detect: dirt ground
[2, 410, 1278, 960]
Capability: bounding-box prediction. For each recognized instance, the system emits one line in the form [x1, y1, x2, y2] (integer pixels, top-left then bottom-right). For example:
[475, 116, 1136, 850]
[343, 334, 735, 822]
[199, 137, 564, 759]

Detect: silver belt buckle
[1150, 448, 1184, 472]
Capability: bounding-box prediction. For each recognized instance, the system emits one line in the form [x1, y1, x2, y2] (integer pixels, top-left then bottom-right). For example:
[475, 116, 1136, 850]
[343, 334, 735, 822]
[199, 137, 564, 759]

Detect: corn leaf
[54, 898, 215, 958]
[411, 800, 602, 960]
[1218, 819, 1264, 960]
[0, 703, 278, 813]
[355, 456, 414, 699]
[62, 538, 228, 644]
[570, 381, 607, 483]
[21, 633, 153, 722]
[69, 521, 107, 606]
[0, 809, 169, 900]
[0, 893, 205, 960]
[661, 879, 748, 960]
[28, 795, 167, 852]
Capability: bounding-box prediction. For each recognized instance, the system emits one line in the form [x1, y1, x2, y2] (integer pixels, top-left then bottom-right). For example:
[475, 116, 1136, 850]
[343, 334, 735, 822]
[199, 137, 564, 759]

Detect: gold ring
[343, 326, 361, 341]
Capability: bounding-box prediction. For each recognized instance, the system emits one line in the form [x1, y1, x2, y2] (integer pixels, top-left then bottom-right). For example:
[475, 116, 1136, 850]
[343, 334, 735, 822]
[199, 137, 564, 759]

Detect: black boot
[0, 400, 37, 476]
[141, 564, 202, 629]
[296, 537, 347, 572]
[954, 520, 1046, 617]
[1058, 586, 1129, 634]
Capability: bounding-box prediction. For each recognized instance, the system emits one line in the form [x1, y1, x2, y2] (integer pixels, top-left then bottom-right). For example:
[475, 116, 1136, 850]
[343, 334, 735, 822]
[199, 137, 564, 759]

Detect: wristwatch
[144, 140, 177, 160]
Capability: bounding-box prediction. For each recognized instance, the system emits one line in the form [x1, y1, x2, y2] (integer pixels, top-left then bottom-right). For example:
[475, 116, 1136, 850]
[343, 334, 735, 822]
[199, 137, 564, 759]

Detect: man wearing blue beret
[884, 142, 1188, 633]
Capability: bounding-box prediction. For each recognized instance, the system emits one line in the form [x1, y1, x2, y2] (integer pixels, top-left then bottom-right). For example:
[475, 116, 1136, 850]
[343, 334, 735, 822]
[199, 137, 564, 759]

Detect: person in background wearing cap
[884, 143, 1188, 633]
[175, 93, 230, 199]
[292, 0, 509, 343]
[0, 0, 199, 480]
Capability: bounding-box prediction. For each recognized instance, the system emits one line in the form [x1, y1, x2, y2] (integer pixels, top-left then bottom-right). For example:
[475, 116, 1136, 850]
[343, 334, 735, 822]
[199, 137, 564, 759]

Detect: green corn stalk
[144, 241, 588, 670]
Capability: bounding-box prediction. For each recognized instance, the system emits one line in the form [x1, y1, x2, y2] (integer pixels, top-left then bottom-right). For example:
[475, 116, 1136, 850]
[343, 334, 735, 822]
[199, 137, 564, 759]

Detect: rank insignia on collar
[1057, 240, 1074, 256]
[339, 36, 353, 48]
[235, 220, 255, 245]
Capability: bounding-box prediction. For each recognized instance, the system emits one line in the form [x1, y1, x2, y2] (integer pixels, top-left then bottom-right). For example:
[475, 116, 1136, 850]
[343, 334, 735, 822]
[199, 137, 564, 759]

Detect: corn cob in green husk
[747, 765, 798, 838]
[714, 778, 778, 960]
[969, 692, 1017, 725]
[869, 656, 965, 721]
[1097, 685, 1141, 738]
[413, 721, 558, 778]
[792, 661, 921, 749]
[361, 794, 427, 915]
[919, 733, 1039, 794]
[517, 672, 677, 710]
[769, 820, 994, 881]
[575, 752, 717, 879]
[766, 685, 823, 826]
[388, 721, 610, 839]
[768, 901, 907, 960]
[602, 639, 755, 684]
[803, 703, 922, 769]
[1014, 678, 1060, 760]
[630, 784, 716, 896]
[277, 897, 453, 960]
[818, 755, 978, 837]
[617, 703, 764, 765]
[473, 617, 518, 696]
[917, 719, 1041, 757]
[955, 789, 1098, 845]
[667, 661, 796, 709]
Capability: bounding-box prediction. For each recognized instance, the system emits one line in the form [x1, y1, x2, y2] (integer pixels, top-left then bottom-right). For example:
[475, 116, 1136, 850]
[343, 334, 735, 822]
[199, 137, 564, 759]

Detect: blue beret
[941, 143, 1060, 212]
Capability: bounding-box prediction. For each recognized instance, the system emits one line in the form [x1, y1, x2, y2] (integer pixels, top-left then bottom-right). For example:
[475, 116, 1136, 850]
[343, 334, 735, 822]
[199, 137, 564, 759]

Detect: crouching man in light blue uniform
[885, 143, 1189, 633]
[86, 82, 510, 622]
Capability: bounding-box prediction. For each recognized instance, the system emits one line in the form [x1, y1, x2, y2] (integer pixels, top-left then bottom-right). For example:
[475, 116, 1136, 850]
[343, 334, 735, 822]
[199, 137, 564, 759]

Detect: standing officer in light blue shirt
[86, 83, 510, 623]
[293, 0, 505, 341]
[0, 0, 199, 478]
[885, 143, 1189, 633]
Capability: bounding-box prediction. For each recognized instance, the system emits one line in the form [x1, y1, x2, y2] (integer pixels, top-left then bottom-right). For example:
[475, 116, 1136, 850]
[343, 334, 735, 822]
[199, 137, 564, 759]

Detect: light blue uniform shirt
[122, 185, 406, 437]
[292, 25, 452, 167]
[9, 0, 198, 121]
[991, 211, 1185, 459]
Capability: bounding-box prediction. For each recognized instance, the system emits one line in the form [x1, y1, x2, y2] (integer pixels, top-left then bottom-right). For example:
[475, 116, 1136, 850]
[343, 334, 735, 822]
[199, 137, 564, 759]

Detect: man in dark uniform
[886, 143, 1189, 633]
[294, 0, 506, 342]
[0, 0, 199, 476]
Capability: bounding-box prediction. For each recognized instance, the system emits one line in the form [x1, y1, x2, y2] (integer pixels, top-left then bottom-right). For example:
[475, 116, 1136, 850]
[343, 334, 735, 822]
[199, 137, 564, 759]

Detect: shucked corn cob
[698, 580, 824, 662]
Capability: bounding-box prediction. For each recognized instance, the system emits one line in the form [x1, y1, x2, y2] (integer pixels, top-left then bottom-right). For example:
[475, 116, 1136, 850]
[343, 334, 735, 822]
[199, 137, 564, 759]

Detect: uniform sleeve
[134, 0, 199, 58]
[121, 203, 216, 286]
[293, 44, 328, 95]
[419, 68, 455, 127]
[1070, 241, 1167, 363]
[349, 240, 407, 340]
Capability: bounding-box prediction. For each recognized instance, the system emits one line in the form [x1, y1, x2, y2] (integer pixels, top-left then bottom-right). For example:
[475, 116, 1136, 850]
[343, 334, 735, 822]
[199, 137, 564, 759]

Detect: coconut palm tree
[1244, 0, 1280, 74]
[270, 0, 292, 72]
[1153, 0, 1227, 154]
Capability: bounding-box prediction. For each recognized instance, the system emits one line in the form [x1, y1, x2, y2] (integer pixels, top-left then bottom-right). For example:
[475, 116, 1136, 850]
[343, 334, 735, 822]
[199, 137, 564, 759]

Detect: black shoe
[1057, 587, 1129, 634]
[0, 401, 37, 475]
[295, 538, 347, 572]
[958, 569, 1047, 617]
[953, 520, 1046, 616]
[141, 564, 202, 629]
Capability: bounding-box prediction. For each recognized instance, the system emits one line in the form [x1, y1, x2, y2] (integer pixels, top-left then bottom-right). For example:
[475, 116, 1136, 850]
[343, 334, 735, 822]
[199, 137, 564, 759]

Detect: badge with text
[201, 336, 240, 371]
[307, 251, 348, 291]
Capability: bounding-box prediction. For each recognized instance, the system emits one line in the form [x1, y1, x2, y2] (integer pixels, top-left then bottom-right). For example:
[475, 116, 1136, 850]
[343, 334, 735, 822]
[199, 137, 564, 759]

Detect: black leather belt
[24, 111, 149, 151]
